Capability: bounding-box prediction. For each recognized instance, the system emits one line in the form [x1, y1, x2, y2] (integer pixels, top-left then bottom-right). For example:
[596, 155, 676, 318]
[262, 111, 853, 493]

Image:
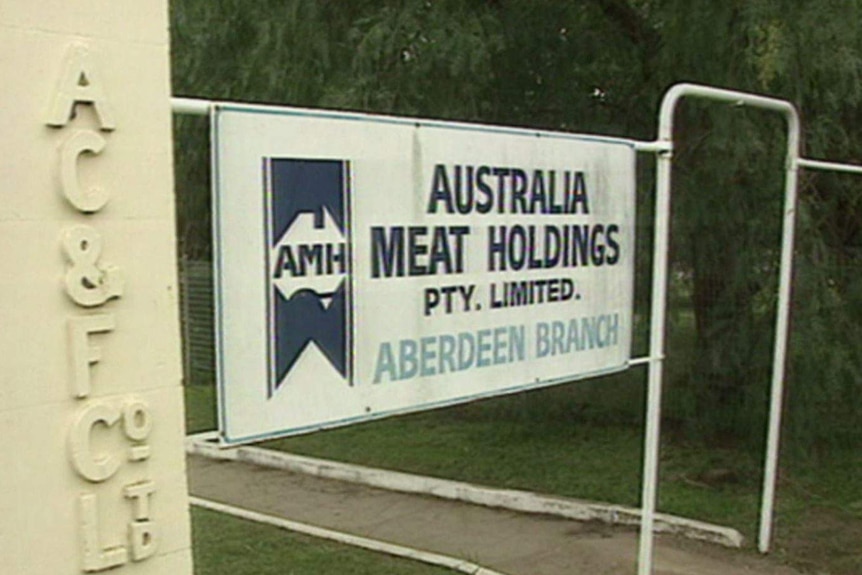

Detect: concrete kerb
[186, 432, 744, 549]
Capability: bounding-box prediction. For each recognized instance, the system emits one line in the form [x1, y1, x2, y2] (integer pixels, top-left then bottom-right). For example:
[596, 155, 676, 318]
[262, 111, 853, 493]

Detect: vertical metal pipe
[636, 84, 688, 575]
[758, 112, 800, 553]
[637, 143, 673, 575]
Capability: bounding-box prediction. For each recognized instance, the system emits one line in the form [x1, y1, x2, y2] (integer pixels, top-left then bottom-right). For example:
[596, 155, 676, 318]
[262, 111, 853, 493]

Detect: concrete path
[187, 455, 803, 575]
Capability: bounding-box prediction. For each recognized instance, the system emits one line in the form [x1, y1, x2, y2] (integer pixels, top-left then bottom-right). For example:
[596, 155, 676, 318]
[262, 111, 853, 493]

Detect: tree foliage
[170, 0, 862, 453]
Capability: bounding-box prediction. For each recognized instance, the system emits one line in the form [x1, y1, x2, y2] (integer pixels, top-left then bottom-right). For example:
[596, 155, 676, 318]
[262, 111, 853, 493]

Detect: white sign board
[213, 105, 635, 444]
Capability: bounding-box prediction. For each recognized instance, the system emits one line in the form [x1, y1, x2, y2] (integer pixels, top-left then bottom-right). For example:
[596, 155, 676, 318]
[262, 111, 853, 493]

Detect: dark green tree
[169, 0, 862, 450]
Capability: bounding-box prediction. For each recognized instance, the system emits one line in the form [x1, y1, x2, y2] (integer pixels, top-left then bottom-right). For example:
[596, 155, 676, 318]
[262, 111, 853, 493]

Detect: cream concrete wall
[0, 1, 193, 573]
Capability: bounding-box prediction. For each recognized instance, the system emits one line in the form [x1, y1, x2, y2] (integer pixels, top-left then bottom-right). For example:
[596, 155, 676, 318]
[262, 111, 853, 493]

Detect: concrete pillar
[0, 2, 194, 573]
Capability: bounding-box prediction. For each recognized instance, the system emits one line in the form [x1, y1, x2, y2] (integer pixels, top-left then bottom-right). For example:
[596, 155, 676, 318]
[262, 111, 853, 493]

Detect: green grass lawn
[184, 374, 766, 531]
[191, 507, 453, 575]
[184, 376, 862, 575]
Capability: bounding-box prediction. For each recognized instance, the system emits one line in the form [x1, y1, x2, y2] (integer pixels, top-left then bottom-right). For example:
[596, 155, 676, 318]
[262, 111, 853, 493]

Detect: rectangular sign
[213, 105, 636, 444]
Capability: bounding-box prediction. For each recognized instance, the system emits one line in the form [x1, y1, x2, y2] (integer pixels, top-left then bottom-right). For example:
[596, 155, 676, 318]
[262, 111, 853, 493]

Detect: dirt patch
[775, 506, 862, 575]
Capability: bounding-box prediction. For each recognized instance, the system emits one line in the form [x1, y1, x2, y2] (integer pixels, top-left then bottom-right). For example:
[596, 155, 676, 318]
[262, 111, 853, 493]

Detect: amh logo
[266, 158, 352, 396]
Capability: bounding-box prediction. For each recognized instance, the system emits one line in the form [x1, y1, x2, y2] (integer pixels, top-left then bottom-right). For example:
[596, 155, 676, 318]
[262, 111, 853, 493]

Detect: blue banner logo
[267, 159, 351, 395]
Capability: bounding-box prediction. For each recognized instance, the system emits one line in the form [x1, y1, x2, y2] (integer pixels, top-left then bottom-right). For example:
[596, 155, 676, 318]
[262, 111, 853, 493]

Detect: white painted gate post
[0, 2, 194, 573]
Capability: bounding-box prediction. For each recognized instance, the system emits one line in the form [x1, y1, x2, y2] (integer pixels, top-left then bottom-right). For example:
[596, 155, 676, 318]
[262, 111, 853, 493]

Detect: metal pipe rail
[634, 84, 801, 575]
[171, 87, 862, 575]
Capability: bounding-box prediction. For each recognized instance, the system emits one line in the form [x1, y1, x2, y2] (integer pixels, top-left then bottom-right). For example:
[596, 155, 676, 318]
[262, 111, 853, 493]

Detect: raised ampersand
[63, 225, 123, 307]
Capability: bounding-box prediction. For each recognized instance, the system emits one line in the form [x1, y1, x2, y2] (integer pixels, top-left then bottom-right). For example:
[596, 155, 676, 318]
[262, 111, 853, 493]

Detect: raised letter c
[61, 130, 107, 213]
[69, 402, 121, 482]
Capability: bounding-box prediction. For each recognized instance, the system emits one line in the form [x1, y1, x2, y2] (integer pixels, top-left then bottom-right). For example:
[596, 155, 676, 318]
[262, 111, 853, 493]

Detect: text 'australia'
[427, 164, 590, 215]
